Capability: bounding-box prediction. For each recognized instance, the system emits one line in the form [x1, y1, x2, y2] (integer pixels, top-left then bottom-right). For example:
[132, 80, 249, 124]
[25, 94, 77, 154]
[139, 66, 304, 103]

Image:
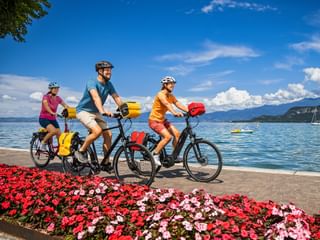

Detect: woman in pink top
[39, 82, 69, 151]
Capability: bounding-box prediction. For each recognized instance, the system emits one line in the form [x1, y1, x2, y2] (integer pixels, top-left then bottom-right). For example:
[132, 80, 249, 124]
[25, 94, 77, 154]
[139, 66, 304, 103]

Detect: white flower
[88, 226, 96, 233]
[105, 225, 114, 234]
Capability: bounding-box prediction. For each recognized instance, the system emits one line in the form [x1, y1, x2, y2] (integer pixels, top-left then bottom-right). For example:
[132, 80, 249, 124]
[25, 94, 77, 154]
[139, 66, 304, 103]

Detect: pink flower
[47, 223, 55, 232]
[105, 225, 114, 234]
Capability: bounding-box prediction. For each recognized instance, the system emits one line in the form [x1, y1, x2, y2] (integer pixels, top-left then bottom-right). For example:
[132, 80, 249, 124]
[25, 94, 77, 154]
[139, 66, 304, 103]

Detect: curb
[0, 220, 62, 240]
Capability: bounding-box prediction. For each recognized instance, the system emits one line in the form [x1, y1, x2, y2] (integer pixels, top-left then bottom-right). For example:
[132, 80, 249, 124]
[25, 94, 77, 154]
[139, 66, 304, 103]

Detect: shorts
[148, 119, 172, 135]
[39, 118, 60, 129]
[76, 111, 108, 130]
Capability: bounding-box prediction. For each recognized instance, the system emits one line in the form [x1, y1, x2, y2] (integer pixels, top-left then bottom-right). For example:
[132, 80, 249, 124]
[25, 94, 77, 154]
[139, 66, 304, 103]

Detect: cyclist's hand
[51, 112, 58, 116]
[174, 112, 184, 117]
[102, 111, 113, 117]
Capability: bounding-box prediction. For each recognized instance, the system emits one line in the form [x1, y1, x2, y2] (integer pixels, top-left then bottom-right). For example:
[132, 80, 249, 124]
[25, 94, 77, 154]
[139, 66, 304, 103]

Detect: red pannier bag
[188, 102, 206, 117]
[130, 131, 149, 150]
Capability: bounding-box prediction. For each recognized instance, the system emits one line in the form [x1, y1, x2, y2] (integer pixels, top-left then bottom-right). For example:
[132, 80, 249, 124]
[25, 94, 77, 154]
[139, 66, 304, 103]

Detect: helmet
[95, 60, 114, 71]
[48, 82, 60, 89]
[161, 76, 176, 84]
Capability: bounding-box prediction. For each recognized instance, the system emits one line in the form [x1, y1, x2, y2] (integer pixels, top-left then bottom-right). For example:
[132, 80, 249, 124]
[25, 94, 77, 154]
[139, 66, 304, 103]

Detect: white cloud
[263, 83, 316, 105]
[304, 67, 320, 83]
[188, 81, 213, 92]
[304, 9, 320, 27]
[2, 95, 16, 100]
[0, 74, 82, 117]
[201, 0, 277, 13]
[66, 96, 80, 104]
[30, 92, 43, 102]
[290, 36, 320, 53]
[164, 64, 195, 76]
[157, 41, 259, 65]
[274, 56, 304, 70]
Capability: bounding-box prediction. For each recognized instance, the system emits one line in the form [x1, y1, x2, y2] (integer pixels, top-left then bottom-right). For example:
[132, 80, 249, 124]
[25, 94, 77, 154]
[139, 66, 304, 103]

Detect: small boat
[231, 128, 254, 133]
[311, 107, 320, 125]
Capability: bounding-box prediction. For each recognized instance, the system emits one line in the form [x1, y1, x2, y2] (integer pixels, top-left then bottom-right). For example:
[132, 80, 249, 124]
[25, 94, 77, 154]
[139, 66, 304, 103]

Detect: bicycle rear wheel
[113, 143, 156, 186]
[62, 137, 96, 176]
[184, 139, 223, 182]
[30, 134, 51, 168]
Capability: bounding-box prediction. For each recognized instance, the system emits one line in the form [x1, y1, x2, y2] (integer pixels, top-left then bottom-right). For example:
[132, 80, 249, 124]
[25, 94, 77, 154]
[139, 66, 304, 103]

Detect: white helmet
[160, 76, 176, 84]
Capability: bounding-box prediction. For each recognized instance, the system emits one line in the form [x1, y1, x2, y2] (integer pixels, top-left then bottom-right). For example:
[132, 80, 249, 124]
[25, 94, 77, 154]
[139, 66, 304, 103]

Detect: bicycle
[145, 112, 223, 182]
[62, 112, 157, 186]
[30, 113, 71, 168]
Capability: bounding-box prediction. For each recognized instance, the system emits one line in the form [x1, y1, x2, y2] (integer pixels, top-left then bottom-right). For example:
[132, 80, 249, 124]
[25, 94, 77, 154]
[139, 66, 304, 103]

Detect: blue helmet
[48, 82, 60, 89]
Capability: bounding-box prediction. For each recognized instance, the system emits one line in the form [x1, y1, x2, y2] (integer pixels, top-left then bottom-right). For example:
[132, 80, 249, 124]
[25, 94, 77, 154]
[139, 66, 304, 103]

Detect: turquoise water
[0, 120, 319, 172]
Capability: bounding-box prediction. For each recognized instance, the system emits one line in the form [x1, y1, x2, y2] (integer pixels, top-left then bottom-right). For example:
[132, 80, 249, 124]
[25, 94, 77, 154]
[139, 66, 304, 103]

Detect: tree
[0, 0, 51, 42]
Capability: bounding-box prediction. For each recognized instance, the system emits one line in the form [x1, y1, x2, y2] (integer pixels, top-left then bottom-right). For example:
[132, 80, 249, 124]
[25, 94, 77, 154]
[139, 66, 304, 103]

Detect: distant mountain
[0, 117, 38, 122]
[250, 105, 320, 122]
[202, 97, 320, 122]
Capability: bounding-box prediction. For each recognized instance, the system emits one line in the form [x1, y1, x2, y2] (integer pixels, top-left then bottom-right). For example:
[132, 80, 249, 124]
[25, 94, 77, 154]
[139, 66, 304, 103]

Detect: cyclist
[75, 60, 123, 172]
[39, 82, 70, 151]
[148, 76, 188, 165]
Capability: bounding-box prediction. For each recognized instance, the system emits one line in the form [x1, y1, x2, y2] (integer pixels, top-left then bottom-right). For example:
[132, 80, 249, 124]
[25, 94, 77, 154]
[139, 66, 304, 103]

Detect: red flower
[1, 201, 10, 209]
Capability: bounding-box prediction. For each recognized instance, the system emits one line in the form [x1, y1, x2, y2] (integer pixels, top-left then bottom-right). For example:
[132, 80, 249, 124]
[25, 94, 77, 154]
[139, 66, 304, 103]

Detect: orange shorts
[148, 119, 172, 135]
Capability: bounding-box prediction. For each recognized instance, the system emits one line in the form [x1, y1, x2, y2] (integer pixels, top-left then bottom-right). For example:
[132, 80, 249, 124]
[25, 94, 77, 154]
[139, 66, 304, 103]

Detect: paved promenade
[0, 147, 319, 215]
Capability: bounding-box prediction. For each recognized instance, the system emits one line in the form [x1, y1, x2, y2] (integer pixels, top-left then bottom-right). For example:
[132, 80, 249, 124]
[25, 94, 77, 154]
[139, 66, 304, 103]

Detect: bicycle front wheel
[184, 139, 223, 182]
[30, 134, 50, 168]
[113, 143, 156, 186]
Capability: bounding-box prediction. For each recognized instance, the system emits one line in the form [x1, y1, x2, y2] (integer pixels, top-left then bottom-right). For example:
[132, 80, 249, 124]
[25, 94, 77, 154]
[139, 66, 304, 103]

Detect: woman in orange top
[148, 76, 188, 165]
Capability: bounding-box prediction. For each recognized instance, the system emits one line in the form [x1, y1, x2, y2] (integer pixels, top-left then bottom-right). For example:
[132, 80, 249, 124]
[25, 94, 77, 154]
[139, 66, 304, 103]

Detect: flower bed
[0, 164, 319, 240]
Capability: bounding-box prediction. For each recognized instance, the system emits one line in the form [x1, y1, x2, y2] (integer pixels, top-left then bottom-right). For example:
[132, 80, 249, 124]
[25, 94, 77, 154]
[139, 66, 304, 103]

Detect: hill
[250, 105, 320, 122]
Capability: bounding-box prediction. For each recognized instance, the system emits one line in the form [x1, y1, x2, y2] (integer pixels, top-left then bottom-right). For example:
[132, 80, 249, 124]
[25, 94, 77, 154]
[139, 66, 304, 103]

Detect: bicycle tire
[184, 139, 223, 182]
[113, 142, 156, 186]
[30, 134, 51, 168]
[62, 137, 96, 176]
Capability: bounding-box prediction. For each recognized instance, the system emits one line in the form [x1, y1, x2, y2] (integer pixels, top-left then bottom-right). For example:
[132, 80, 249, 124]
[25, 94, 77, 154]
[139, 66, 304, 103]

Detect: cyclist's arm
[60, 100, 69, 109]
[111, 93, 123, 107]
[158, 93, 181, 116]
[174, 101, 188, 112]
[42, 99, 56, 116]
[89, 89, 106, 114]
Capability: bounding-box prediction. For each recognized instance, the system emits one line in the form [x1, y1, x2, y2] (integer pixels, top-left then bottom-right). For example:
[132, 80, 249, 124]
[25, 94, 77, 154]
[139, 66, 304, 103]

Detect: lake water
[0, 120, 319, 172]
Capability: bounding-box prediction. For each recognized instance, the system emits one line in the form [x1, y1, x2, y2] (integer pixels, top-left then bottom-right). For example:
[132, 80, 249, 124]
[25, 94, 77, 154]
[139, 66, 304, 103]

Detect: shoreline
[1, 146, 319, 177]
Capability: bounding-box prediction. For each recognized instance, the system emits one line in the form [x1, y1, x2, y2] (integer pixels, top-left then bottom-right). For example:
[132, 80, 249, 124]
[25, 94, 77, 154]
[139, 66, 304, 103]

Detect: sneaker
[40, 143, 47, 151]
[100, 162, 114, 173]
[74, 150, 88, 163]
[152, 153, 161, 166]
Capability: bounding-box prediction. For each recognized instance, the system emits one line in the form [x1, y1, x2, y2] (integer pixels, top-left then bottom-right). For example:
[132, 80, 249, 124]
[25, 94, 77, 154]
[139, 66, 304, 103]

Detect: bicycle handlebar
[102, 112, 122, 119]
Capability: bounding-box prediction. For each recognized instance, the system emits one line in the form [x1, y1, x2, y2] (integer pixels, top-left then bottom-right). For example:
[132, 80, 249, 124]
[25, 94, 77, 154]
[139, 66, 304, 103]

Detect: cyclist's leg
[76, 111, 102, 162]
[166, 121, 180, 148]
[95, 114, 112, 166]
[149, 120, 173, 154]
[40, 119, 60, 144]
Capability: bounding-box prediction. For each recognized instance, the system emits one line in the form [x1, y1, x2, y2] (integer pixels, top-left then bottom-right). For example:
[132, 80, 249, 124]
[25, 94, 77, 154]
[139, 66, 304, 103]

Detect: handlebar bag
[58, 132, 78, 156]
[130, 131, 149, 150]
[62, 107, 77, 119]
[188, 102, 206, 117]
[119, 101, 141, 119]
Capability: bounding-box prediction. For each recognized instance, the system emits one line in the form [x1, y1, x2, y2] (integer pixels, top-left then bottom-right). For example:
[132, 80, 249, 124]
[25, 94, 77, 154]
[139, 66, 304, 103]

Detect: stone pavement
[0, 147, 319, 215]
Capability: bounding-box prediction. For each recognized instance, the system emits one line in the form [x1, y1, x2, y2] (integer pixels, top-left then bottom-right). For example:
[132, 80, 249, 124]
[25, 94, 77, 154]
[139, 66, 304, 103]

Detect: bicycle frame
[89, 115, 130, 164]
[158, 115, 200, 165]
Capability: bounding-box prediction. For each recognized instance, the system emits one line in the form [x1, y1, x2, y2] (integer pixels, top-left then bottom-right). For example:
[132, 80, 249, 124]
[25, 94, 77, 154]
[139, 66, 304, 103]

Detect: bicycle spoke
[30, 135, 50, 168]
[114, 144, 155, 186]
[184, 140, 223, 182]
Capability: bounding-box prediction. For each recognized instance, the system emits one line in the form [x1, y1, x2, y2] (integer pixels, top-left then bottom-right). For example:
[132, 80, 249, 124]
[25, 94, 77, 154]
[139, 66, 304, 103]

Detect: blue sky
[1, 0, 320, 117]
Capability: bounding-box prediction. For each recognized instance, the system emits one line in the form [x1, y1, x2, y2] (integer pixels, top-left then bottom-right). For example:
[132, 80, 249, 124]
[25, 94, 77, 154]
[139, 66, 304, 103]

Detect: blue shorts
[39, 118, 60, 129]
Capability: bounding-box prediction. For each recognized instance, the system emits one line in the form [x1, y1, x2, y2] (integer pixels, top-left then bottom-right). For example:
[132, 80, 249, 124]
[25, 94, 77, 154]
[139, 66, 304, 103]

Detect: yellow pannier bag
[119, 101, 141, 119]
[61, 107, 77, 119]
[58, 132, 78, 156]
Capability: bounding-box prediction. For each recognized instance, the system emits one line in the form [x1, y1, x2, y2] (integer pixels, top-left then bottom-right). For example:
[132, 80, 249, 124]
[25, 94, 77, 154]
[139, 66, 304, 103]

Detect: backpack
[130, 131, 149, 150]
[188, 102, 206, 117]
[58, 132, 78, 156]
